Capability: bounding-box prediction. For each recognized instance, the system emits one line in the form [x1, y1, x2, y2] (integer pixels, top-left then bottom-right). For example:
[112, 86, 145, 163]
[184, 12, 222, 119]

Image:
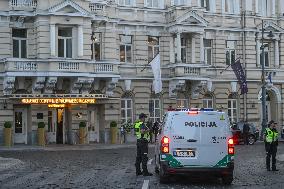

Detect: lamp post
[260, 20, 274, 140]
[260, 20, 266, 140]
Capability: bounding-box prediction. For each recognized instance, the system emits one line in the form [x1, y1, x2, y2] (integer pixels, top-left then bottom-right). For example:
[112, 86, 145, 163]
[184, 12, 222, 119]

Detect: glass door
[14, 108, 27, 144]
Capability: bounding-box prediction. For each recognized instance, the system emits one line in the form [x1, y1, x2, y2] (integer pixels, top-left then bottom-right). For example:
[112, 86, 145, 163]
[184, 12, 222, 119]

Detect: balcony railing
[89, 2, 106, 15]
[169, 64, 209, 78]
[3, 58, 119, 75]
[9, 0, 37, 8]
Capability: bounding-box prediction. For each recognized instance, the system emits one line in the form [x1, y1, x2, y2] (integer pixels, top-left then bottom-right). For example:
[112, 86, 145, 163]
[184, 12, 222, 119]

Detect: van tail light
[228, 138, 234, 155]
[161, 136, 169, 153]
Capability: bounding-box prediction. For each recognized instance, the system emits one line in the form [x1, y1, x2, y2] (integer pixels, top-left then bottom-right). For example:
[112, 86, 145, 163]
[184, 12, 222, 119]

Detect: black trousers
[135, 139, 149, 173]
[265, 142, 278, 169]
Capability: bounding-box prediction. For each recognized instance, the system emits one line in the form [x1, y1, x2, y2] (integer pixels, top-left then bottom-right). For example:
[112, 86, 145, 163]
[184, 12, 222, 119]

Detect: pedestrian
[134, 113, 153, 176]
[120, 124, 125, 144]
[243, 121, 250, 145]
[264, 120, 279, 171]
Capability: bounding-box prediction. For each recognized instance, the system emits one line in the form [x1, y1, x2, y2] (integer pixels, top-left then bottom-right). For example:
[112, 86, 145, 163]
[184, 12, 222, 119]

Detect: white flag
[150, 54, 162, 94]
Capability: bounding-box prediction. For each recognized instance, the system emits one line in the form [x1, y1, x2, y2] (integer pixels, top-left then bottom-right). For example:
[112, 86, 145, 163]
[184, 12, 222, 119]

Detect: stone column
[274, 40, 279, 67]
[199, 34, 204, 63]
[256, 40, 260, 67]
[50, 24, 56, 57]
[176, 32, 181, 63]
[272, 0, 275, 16]
[78, 25, 83, 57]
[191, 34, 195, 63]
[170, 35, 175, 63]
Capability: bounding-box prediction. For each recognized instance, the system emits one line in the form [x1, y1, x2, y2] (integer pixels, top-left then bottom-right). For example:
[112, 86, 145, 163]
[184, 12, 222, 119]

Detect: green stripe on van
[214, 155, 233, 167]
[161, 154, 182, 168]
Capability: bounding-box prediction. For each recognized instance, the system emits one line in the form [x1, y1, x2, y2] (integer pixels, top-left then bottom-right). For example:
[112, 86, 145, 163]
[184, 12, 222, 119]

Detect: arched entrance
[258, 86, 281, 125]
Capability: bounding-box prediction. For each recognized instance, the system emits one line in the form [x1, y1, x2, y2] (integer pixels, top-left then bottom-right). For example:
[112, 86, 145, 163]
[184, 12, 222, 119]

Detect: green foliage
[110, 121, 117, 128]
[4, 121, 12, 128]
[79, 122, 86, 128]
[38, 122, 45, 128]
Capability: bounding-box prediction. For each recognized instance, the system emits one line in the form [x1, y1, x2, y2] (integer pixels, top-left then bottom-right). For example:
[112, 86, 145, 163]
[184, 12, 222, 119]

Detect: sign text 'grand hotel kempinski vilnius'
[21, 98, 96, 104]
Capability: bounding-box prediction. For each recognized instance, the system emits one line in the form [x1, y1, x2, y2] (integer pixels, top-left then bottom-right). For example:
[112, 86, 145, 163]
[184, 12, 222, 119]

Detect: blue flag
[231, 59, 248, 94]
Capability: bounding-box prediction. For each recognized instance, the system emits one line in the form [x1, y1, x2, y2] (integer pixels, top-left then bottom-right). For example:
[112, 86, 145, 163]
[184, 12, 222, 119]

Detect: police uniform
[264, 121, 279, 171]
[134, 114, 152, 176]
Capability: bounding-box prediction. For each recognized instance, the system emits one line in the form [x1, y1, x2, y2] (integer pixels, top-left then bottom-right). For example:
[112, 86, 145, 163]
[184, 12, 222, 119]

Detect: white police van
[155, 108, 234, 184]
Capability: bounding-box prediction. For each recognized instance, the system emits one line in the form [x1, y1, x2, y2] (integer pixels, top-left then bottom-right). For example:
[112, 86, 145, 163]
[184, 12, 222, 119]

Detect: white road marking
[142, 180, 149, 189]
[147, 158, 153, 165]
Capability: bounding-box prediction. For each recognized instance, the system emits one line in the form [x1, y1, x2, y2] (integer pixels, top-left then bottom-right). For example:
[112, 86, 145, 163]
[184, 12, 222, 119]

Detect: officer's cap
[139, 113, 147, 119]
[269, 120, 277, 125]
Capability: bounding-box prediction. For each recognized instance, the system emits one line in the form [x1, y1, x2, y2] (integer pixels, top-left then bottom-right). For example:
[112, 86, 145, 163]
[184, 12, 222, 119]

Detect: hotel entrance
[47, 107, 65, 144]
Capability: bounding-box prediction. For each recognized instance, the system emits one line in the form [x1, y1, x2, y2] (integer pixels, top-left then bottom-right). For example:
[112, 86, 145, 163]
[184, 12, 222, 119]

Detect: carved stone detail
[106, 78, 118, 96]
[44, 77, 57, 94]
[169, 80, 185, 99]
[3, 77, 15, 95]
[191, 80, 207, 99]
[32, 77, 45, 94]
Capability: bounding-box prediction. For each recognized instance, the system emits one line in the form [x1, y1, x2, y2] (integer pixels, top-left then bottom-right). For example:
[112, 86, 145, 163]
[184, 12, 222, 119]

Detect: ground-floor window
[121, 99, 133, 123]
[228, 98, 238, 124]
[203, 95, 213, 108]
[176, 99, 188, 108]
[149, 99, 161, 122]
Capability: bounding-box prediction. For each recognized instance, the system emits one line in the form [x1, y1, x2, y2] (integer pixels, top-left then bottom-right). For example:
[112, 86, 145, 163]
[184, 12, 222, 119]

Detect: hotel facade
[0, 0, 284, 145]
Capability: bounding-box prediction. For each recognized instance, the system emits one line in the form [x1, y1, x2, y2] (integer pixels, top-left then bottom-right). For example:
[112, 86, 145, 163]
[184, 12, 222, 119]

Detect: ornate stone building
[0, 0, 284, 144]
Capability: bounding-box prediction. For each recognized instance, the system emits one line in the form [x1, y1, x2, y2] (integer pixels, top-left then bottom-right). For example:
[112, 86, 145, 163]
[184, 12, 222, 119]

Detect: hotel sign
[22, 98, 96, 104]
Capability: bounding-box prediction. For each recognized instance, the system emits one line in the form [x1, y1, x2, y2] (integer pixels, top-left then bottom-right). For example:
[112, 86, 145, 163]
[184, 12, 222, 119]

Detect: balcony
[89, 2, 106, 16]
[9, 0, 37, 9]
[2, 58, 119, 76]
[169, 63, 209, 79]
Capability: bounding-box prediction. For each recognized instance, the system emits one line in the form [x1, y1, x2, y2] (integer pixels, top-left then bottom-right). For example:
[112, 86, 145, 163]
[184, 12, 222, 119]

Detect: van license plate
[174, 151, 195, 157]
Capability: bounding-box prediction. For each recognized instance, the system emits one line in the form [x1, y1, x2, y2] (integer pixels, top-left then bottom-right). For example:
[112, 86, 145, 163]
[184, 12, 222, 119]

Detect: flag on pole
[231, 59, 248, 95]
[150, 54, 162, 94]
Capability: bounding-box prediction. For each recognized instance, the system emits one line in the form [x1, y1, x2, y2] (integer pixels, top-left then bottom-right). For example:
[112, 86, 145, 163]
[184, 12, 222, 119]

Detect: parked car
[231, 122, 259, 145]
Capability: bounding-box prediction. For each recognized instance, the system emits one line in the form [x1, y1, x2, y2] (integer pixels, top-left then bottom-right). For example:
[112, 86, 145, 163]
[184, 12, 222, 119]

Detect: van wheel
[222, 176, 233, 185]
[248, 135, 255, 145]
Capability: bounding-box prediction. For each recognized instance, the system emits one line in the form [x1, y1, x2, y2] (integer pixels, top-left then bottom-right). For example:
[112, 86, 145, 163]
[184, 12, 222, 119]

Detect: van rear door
[169, 111, 201, 167]
[198, 112, 230, 167]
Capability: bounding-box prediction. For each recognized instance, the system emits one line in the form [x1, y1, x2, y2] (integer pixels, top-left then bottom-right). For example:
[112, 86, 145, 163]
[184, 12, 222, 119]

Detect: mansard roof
[48, 0, 91, 17]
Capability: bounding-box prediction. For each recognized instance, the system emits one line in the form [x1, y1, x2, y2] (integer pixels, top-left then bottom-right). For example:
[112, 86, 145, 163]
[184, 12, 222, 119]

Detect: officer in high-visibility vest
[264, 120, 279, 171]
[134, 113, 153, 176]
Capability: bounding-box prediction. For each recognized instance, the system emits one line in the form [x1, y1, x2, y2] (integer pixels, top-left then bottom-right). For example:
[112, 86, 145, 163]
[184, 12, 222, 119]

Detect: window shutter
[234, 0, 240, 14]
[160, 0, 164, 9]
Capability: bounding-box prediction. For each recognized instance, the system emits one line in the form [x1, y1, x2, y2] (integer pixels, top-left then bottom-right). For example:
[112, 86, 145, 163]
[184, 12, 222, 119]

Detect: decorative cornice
[48, 0, 90, 16]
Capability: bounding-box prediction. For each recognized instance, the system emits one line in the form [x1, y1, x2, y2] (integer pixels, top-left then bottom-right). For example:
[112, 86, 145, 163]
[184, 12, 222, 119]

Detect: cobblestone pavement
[0, 143, 283, 189]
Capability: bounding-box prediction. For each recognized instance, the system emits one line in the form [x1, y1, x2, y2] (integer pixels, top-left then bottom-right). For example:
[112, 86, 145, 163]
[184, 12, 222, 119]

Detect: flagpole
[140, 54, 158, 72]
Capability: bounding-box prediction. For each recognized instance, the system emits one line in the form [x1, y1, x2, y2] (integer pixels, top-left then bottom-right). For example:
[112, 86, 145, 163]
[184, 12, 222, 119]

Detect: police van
[154, 108, 234, 184]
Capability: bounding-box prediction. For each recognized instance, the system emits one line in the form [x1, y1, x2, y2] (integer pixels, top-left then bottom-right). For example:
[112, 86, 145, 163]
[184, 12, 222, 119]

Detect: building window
[200, 0, 210, 11]
[181, 37, 187, 63]
[176, 99, 188, 108]
[119, 0, 134, 6]
[149, 99, 161, 122]
[12, 29, 27, 58]
[58, 28, 72, 58]
[148, 36, 159, 62]
[260, 43, 270, 67]
[146, 0, 159, 8]
[228, 98, 238, 124]
[258, 0, 271, 16]
[121, 99, 133, 124]
[173, 0, 186, 6]
[91, 32, 101, 60]
[224, 0, 239, 14]
[226, 40, 236, 65]
[204, 39, 212, 65]
[120, 35, 132, 63]
[203, 95, 213, 108]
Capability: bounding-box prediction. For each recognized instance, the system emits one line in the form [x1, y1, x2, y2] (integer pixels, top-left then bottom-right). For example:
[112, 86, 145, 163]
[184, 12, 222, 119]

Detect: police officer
[134, 113, 153, 176]
[264, 120, 279, 171]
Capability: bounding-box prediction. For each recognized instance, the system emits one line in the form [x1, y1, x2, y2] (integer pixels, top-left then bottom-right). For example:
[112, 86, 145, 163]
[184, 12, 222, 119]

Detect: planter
[79, 127, 86, 144]
[37, 128, 45, 146]
[4, 127, 12, 147]
[110, 127, 118, 144]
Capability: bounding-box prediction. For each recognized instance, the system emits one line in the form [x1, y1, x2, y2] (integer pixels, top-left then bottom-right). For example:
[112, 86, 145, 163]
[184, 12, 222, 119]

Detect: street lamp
[260, 20, 274, 140]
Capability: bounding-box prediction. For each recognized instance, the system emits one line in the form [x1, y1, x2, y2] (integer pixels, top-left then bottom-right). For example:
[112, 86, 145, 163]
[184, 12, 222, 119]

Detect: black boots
[143, 172, 153, 176]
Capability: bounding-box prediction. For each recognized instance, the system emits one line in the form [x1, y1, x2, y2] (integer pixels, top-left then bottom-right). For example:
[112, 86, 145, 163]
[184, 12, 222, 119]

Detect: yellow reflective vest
[134, 121, 150, 141]
[265, 128, 278, 143]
